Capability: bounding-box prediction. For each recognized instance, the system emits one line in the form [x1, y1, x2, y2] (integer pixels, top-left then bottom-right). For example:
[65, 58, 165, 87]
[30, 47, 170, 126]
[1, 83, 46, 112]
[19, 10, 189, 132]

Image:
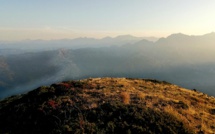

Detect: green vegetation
[83, 103, 193, 134]
[0, 100, 193, 133]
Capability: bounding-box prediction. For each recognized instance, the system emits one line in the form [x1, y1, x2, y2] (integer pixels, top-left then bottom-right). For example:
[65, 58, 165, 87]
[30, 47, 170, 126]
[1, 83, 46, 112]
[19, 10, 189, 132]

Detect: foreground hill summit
[0, 78, 215, 134]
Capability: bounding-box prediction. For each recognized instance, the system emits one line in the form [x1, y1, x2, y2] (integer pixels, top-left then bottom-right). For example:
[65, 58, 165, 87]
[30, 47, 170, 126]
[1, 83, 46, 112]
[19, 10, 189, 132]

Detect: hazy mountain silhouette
[0, 35, 152, 54]
[0, 33, 215, 99]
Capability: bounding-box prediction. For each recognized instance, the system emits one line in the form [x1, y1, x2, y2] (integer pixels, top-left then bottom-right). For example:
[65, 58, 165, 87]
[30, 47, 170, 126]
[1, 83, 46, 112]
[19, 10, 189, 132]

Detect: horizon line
[0, 32, 214, 42]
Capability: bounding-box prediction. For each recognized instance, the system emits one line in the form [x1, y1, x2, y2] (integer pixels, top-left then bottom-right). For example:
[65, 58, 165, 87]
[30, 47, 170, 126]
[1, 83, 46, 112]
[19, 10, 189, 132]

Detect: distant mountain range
[0, 33, 215, 98]
[0, 35, 158, 54]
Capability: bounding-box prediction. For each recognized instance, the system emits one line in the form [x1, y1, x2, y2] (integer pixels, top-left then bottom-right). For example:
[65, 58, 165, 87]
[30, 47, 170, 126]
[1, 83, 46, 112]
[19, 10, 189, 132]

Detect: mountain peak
[167, 33, 189, 39]
[101, 36, 113, 40]
[202, 32, 215, 37]
[114, 34, 138, 40]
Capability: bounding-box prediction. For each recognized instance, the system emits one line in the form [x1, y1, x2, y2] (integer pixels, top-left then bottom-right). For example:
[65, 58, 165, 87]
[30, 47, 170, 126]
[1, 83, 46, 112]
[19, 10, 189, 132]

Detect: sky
[0, 0, 215, 41]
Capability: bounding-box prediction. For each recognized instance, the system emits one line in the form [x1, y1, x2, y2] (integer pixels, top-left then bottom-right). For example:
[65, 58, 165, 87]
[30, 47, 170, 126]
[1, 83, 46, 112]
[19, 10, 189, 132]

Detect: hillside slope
[0, 78, 215, 133]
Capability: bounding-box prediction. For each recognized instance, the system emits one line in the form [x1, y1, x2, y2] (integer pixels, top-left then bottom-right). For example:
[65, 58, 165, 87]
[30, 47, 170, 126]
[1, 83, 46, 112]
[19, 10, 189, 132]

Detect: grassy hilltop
[0, 78, 215, 134]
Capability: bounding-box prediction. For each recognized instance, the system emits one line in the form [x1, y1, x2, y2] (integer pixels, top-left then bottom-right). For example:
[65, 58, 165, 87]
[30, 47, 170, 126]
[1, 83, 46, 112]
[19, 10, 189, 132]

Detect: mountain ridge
[1, 32, 215, 99]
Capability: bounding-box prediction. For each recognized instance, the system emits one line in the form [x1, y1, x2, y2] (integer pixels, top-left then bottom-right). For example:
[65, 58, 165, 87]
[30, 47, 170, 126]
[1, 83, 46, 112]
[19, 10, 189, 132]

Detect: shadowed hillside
[0, 78, 214, 133]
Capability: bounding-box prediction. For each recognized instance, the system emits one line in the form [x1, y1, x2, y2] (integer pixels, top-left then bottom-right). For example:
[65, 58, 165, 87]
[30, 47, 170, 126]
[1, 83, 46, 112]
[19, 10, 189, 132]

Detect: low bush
[0, 101, 194, 134]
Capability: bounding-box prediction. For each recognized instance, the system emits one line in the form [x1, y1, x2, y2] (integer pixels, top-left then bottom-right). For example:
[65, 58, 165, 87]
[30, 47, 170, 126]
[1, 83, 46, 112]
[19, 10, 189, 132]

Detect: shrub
[0, 100, 195, 134]
[177, 101, 189, 109]
[137, 92, 145, 100]
[84, 103, 194, 134]
[209, 108, 215, 115]
[120, 92, 130, 104]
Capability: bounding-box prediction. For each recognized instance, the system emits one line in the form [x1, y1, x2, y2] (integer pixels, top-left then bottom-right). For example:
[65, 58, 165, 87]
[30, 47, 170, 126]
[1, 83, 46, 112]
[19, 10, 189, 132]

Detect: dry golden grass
[2, 77, 215, 133]
[120, 92, 130, 104]
[79, 77, 215, 134]
[136, 92, 145, 100]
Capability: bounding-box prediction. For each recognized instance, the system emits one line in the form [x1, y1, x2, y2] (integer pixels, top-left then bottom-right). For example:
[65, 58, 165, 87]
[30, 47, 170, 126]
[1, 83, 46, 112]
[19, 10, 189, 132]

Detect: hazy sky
[1, 0, 215, 40]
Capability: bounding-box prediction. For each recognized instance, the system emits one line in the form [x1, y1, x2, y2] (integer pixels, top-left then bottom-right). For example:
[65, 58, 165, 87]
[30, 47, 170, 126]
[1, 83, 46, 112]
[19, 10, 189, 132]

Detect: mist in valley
[1, 33, 215, 99]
